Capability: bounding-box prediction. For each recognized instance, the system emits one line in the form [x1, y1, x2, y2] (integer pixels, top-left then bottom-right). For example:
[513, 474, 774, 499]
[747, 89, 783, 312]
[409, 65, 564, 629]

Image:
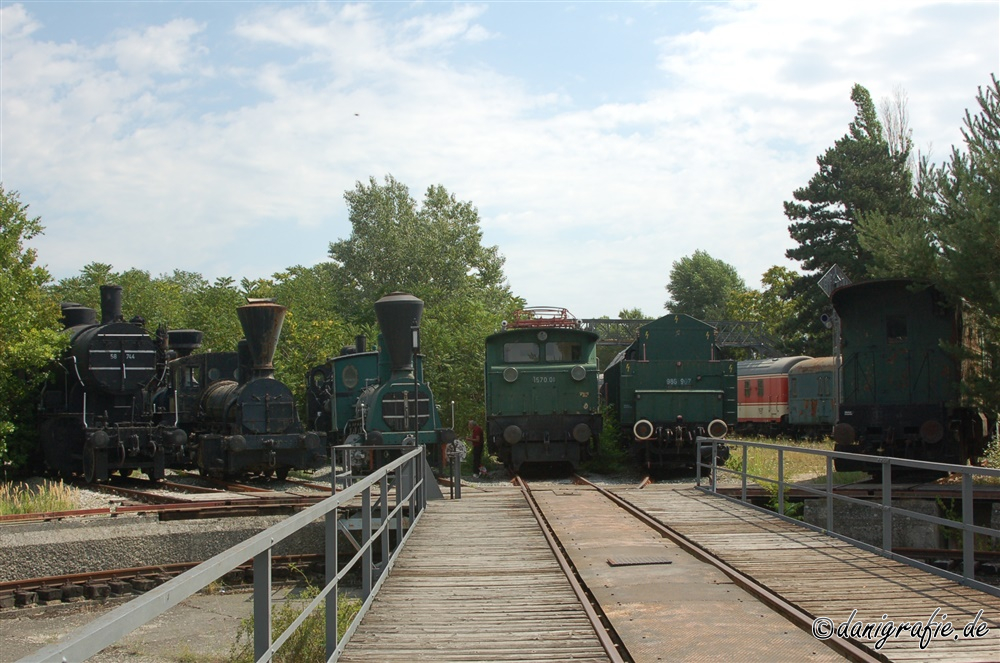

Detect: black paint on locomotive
[163, 300, 325, 479]
[37, 285, 186, 482]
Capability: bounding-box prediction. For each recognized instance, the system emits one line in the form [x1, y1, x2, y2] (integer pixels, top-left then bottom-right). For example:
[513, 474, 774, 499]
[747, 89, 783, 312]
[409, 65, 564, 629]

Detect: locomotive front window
[504, 342, 540, 363]
[183, 366, 201, 388]
[545, 342, 582, 362]
[886, 315, 907, 344]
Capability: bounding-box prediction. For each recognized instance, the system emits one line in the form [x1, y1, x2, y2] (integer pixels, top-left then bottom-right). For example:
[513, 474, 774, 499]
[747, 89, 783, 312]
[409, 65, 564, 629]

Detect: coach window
[504, 342, 539, 363]
[546, 342, 582, 362]
[886, 315, 907, 344]
[744, 380, 751, 397]
[757, 379, 764, 396]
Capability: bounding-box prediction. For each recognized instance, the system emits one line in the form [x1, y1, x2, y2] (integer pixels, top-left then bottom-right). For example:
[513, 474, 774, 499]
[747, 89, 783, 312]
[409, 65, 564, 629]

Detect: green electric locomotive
[484, 308, 602, 472]
[603, 314, 736, 470]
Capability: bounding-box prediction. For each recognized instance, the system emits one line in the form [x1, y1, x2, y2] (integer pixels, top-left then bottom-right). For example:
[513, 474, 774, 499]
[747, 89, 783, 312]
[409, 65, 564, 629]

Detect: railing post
[325, 506, 338, 662]
[882, 459, 892, 553]
[777, 448, 785, 517]
[826, 456, 834, 532]
[696, 439, 703, 487]
[380, 473, 390, 578]
[253, 547, 272, 662]
[963, 472, 974, 582]
[362, 489, 372, 599]
[741, 444, 748, 503]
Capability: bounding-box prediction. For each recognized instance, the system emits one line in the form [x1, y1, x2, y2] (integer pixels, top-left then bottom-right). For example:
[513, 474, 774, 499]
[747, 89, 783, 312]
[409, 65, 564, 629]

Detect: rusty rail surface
[515, 476, 628, 663]
[571, 474, 881, 663]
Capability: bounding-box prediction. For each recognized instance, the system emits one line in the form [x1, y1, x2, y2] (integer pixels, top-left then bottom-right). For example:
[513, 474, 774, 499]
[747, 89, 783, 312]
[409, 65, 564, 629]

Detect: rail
[695, 437, 1000, 598]
[21, 446, 431, 663]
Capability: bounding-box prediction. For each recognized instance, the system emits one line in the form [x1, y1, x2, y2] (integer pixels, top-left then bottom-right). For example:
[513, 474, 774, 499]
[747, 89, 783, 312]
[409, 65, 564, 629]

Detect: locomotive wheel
[276, 467, 290, 481]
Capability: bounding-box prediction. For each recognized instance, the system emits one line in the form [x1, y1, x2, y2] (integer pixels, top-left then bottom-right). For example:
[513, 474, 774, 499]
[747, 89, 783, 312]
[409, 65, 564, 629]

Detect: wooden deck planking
[619, 485, 1000, 663]
[337, 489, 610, 663]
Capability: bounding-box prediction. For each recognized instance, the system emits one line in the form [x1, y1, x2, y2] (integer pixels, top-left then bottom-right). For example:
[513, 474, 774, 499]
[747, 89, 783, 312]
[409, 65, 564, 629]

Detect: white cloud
[2, 1, 996, 319]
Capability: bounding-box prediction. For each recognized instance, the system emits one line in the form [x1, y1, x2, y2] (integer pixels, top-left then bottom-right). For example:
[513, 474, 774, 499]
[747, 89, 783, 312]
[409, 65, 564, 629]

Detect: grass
[0, 479, 79, 515]
[227, 566, 361, 663]
[722, 437, 869, 517]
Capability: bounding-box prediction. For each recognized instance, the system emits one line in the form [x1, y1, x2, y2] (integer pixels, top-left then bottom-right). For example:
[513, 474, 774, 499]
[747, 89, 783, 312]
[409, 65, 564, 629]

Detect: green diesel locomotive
[603, 314, 736, 470]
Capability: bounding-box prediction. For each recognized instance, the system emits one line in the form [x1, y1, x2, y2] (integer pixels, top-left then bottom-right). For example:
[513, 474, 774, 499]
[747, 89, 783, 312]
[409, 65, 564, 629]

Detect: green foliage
[724, 265, 801, 356]
[228, 575, 361, 663]
[327, 175, 521, 430]
[0, 187, 66, 471]
[0, 479, 78, 514]
[664, 250, 746, 320]
[582, 405, 629, 474]
[783, 83, 921, 355]
[858, 76, 1000, 414]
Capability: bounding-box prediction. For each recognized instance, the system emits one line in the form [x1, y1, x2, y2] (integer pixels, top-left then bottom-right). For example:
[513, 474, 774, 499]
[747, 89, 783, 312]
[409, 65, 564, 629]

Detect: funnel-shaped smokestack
[167, 329, 204, 358]
[374, 292, 423, 376]
[236, 301, 286, 379]
[100, 285, 123, 324]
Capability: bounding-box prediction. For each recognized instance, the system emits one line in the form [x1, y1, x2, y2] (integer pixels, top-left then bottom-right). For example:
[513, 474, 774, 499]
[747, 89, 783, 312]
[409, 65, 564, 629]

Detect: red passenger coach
[736, 356, 811, 434]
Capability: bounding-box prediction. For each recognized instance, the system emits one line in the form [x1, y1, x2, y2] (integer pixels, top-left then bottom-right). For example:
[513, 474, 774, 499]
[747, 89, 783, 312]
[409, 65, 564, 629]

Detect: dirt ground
[1, 590, 257, 663]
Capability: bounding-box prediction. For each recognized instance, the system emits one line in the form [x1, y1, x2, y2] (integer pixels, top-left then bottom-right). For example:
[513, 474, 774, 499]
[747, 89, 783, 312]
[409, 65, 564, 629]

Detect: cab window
[545, 342, 582, 362]
[504, 342, 539, 363]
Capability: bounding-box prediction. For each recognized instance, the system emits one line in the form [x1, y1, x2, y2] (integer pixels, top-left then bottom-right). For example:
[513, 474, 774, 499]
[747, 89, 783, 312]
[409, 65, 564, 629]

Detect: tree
[617, 308, 647, 320]
[327, 175, 520, 430]
[724, 265, 801, 354]
[0, 187, 65, 472]
[859, 76, 1000, 413]
[783, 83, 921, 355]
[664, 250, 746, 320]
[329, 175, 512, 325]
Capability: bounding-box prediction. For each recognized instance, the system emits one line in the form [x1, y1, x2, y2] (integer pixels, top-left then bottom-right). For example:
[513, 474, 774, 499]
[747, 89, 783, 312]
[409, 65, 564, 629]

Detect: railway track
[0, 554, 324, 611]
[0, 474, 333, 525]
[517, 475, 876, 662]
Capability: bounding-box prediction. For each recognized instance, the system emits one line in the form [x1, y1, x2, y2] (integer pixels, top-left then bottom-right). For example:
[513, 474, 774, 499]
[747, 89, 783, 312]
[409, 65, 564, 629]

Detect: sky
[2, 1, 998, 319]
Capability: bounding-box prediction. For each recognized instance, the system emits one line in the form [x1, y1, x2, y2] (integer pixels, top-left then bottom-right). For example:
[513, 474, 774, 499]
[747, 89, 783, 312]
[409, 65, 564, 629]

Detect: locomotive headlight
[570, 365, 586, 381]
[503, 367, 518, 383]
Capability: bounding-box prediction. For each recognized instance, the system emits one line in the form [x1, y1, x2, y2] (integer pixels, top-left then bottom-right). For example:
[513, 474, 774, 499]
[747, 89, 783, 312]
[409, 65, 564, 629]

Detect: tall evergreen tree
[859, 76, 1000, 414]
[782, 84, 920, 355]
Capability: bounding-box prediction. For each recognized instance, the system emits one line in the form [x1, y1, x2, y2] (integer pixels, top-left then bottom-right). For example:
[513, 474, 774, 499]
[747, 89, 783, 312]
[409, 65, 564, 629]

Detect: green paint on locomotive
[831, 279, 989, 466]
[484, 323, 602, 469]
[604, 314, 737, 441]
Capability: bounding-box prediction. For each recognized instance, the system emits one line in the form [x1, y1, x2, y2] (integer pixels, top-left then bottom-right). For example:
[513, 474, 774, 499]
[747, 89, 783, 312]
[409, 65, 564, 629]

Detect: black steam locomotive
[160, 299, 325, 479]
[38, 285, 185, 481]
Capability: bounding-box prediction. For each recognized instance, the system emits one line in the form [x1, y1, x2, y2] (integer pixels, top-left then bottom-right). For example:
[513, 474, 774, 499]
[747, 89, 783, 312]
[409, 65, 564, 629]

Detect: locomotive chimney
[167, 329, 204, 358]
[100, 285, 123, 324]
[236, 300, 286, 380]
[374, 292, 423, 377]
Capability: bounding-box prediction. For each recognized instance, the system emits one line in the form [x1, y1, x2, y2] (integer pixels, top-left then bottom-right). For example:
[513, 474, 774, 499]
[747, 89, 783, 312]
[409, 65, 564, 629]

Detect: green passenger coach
[484, 308, 602, 472]
[603, 313, 736, 470]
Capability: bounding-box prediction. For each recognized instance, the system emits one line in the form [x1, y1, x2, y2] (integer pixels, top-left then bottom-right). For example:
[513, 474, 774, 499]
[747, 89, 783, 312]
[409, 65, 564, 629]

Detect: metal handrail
[22, 446, 429, 663]
[695, 437, 1000, 598]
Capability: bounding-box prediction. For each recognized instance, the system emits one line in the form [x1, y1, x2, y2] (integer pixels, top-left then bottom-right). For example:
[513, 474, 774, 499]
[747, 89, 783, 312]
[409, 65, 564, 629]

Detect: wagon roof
[787, 356, 835, 374]
[737, 356, 812, 376]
